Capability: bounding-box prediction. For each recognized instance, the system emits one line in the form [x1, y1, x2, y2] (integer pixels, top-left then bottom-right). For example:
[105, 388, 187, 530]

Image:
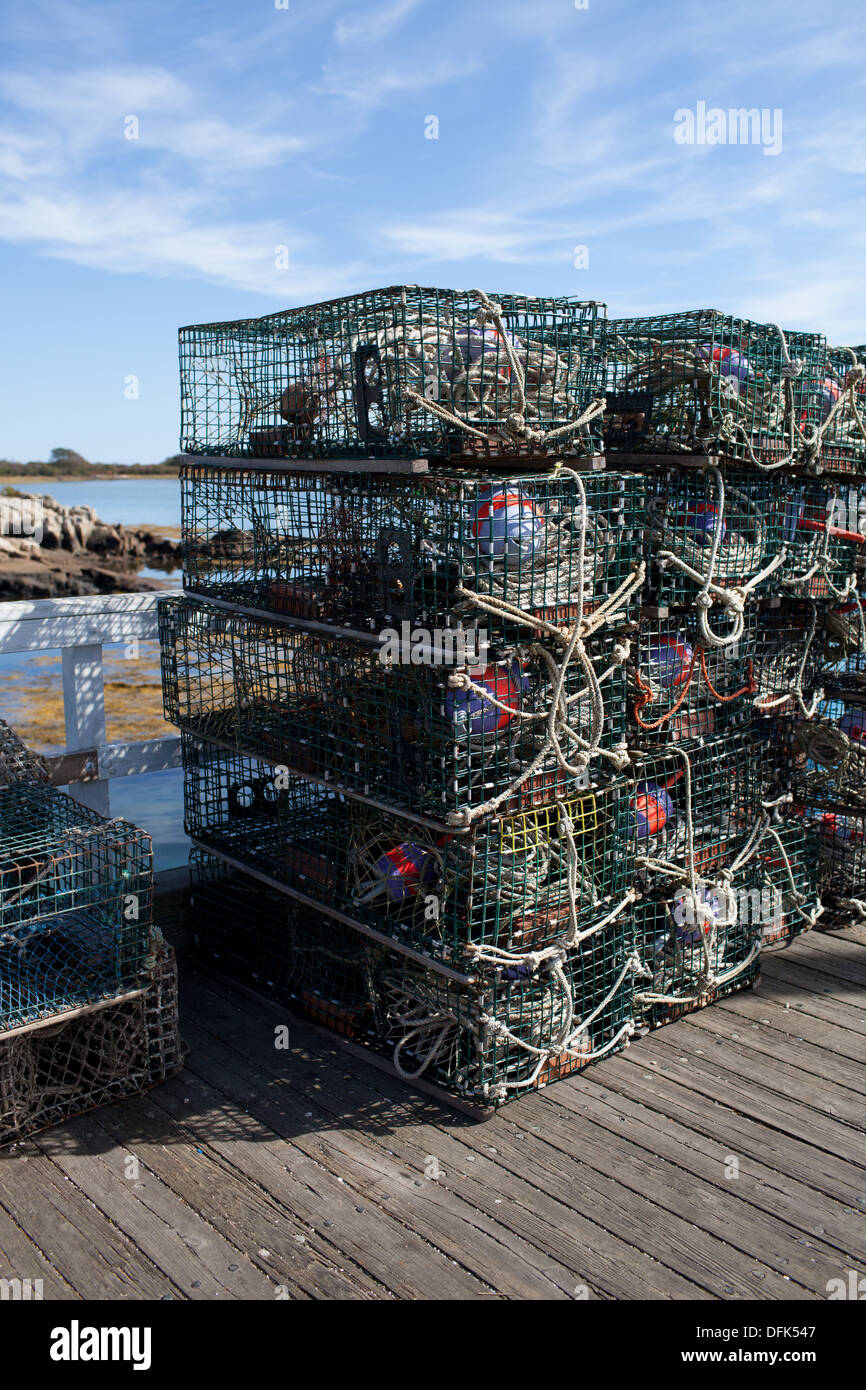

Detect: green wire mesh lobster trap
[644, 467, 866, 617]
[0, 784, 153, 1033]
[189, 849, 637, 1107]
[604, 311, 824, 466]
[160, 596, 630, 828]
[179, 288, 606, 463]
[632, 859, 762, 1030]
[801, 346, 866, 475]
[751, 816, 821, 946]
[0, 932, 181, 1145]
[750, 599, 826, 719]
[626, 609, 757, 745]
[782, 688, 866, 812]
[180, 462, 645, 636]
[803, 804, 866, 929]
[181, 735, 634, 971]
[628, 730, 771, 888]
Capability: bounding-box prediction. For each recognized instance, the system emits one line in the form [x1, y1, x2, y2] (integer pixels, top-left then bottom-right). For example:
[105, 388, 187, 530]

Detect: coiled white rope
[655, 467, 784, 648]
[400, 289, 606, 452]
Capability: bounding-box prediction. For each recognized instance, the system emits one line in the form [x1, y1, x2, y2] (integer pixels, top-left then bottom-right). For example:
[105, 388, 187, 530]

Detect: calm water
[2, 478, 187, 868]
[6, 478, 182, 531]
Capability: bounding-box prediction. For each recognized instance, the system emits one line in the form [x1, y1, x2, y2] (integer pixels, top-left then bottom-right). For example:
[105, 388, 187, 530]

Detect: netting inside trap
[751, 600, 825, 717]
[181, 735, 633, 968]
[644, 469, 864, 614]
[604, 311, 824, 465]
[181, 465, 644, 634]
[0, 785, 153, 1031]
[189, 850, 636, 1106]
[179, 288, 606, 461]
[0, 720, 50, 787]
[628, 731, 770, 888]
[628, 609, 756, 743]
[160, 596, 629, 826]
[0, 935, 181, 1144]
[803, 345, 866, 474]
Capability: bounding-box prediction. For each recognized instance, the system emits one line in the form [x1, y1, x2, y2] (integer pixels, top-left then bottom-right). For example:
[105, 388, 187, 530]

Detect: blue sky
[0, 0, 864, 464]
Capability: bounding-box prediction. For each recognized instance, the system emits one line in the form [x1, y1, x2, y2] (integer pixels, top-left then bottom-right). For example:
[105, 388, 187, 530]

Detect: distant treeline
[0, 448, 183, 477]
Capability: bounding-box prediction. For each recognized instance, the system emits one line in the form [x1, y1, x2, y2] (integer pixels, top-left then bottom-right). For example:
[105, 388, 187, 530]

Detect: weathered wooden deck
[1, 920, 863, 1301]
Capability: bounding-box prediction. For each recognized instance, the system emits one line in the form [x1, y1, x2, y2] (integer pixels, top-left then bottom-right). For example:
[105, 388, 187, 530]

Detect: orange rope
[632, 646, 698, 730]
[700, 651, 756, 702]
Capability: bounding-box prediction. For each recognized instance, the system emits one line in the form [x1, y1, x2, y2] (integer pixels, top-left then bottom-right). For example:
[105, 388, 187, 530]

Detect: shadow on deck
[1, 918, 864, 1301]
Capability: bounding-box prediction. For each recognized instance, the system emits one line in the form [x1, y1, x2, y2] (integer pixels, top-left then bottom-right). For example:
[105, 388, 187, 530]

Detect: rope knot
[781, 357, 804, 380]
[845, 363, 865, 388]
[611, 639, 631, 666]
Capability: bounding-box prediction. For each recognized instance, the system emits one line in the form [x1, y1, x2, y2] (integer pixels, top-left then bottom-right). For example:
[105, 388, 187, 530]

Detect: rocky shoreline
[0, 491, 182, 600]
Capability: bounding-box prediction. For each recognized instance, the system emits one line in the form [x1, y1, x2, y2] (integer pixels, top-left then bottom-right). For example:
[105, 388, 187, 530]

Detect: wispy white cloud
[334, 0, 424, 46]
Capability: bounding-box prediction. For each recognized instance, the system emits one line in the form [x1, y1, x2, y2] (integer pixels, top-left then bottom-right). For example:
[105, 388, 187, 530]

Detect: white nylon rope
[799, 353, 866, 469]
[656, 467, 785, 649]
[400, 289, 606, 452]
[444, 468, 644, 827]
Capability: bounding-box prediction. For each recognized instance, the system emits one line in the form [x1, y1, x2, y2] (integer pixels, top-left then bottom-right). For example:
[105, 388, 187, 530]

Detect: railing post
[61, 642, 110, 815]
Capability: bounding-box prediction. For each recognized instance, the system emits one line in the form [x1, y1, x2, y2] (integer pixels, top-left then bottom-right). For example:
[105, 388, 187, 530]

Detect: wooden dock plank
[596, 1058, 866, 1209]
[34, 1113, 279, 1301]
[180, 1011, 579, 1301]
[186, 969, 706, 1300]
[89, 1084, 400, 1300]
[543, 1078, 866, 1265]
[0, 924, 862, 1302]
[0, 1147, 179, 1299]
[0, 1202, 78, 1300]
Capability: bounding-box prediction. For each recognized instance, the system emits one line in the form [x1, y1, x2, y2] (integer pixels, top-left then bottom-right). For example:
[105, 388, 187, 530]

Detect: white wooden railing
[0, 591, 181, 815]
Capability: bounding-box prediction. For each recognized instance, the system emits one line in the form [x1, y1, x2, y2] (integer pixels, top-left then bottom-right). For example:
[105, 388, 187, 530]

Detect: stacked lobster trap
[603, 309, 866, 1017]
[165, 287, 864, 1110]
[166, 286, 663, 1110]
[0, 723, 182, 1144]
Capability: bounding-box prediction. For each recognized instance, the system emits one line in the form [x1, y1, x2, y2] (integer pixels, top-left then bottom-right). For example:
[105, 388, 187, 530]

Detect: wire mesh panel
[802, 345, 866, 475]
[0, 785, 153, 1032]
[628, 731, 769, 888]
[181, 464, 645, 634]
[751, 816, 821, 946]
[179, 289, 606, 461]
[751, 600, 825, 718]
[181, 736, 633, 969]
[160, 596, 629, 827]
[785, 692, 866, 811]
[604, 311, 824, 465]
[627, 609, 756, 744]
[189, 850, 636, 1107]
[633, 861, 762, 1030]
[0, 933, 181, 1145]
[806, 806, 866, 928]
[644, 468, 865, 611]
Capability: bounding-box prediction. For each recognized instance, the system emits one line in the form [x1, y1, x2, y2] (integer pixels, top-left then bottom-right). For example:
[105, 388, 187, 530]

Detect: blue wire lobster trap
[0, 784, 153, 1033]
